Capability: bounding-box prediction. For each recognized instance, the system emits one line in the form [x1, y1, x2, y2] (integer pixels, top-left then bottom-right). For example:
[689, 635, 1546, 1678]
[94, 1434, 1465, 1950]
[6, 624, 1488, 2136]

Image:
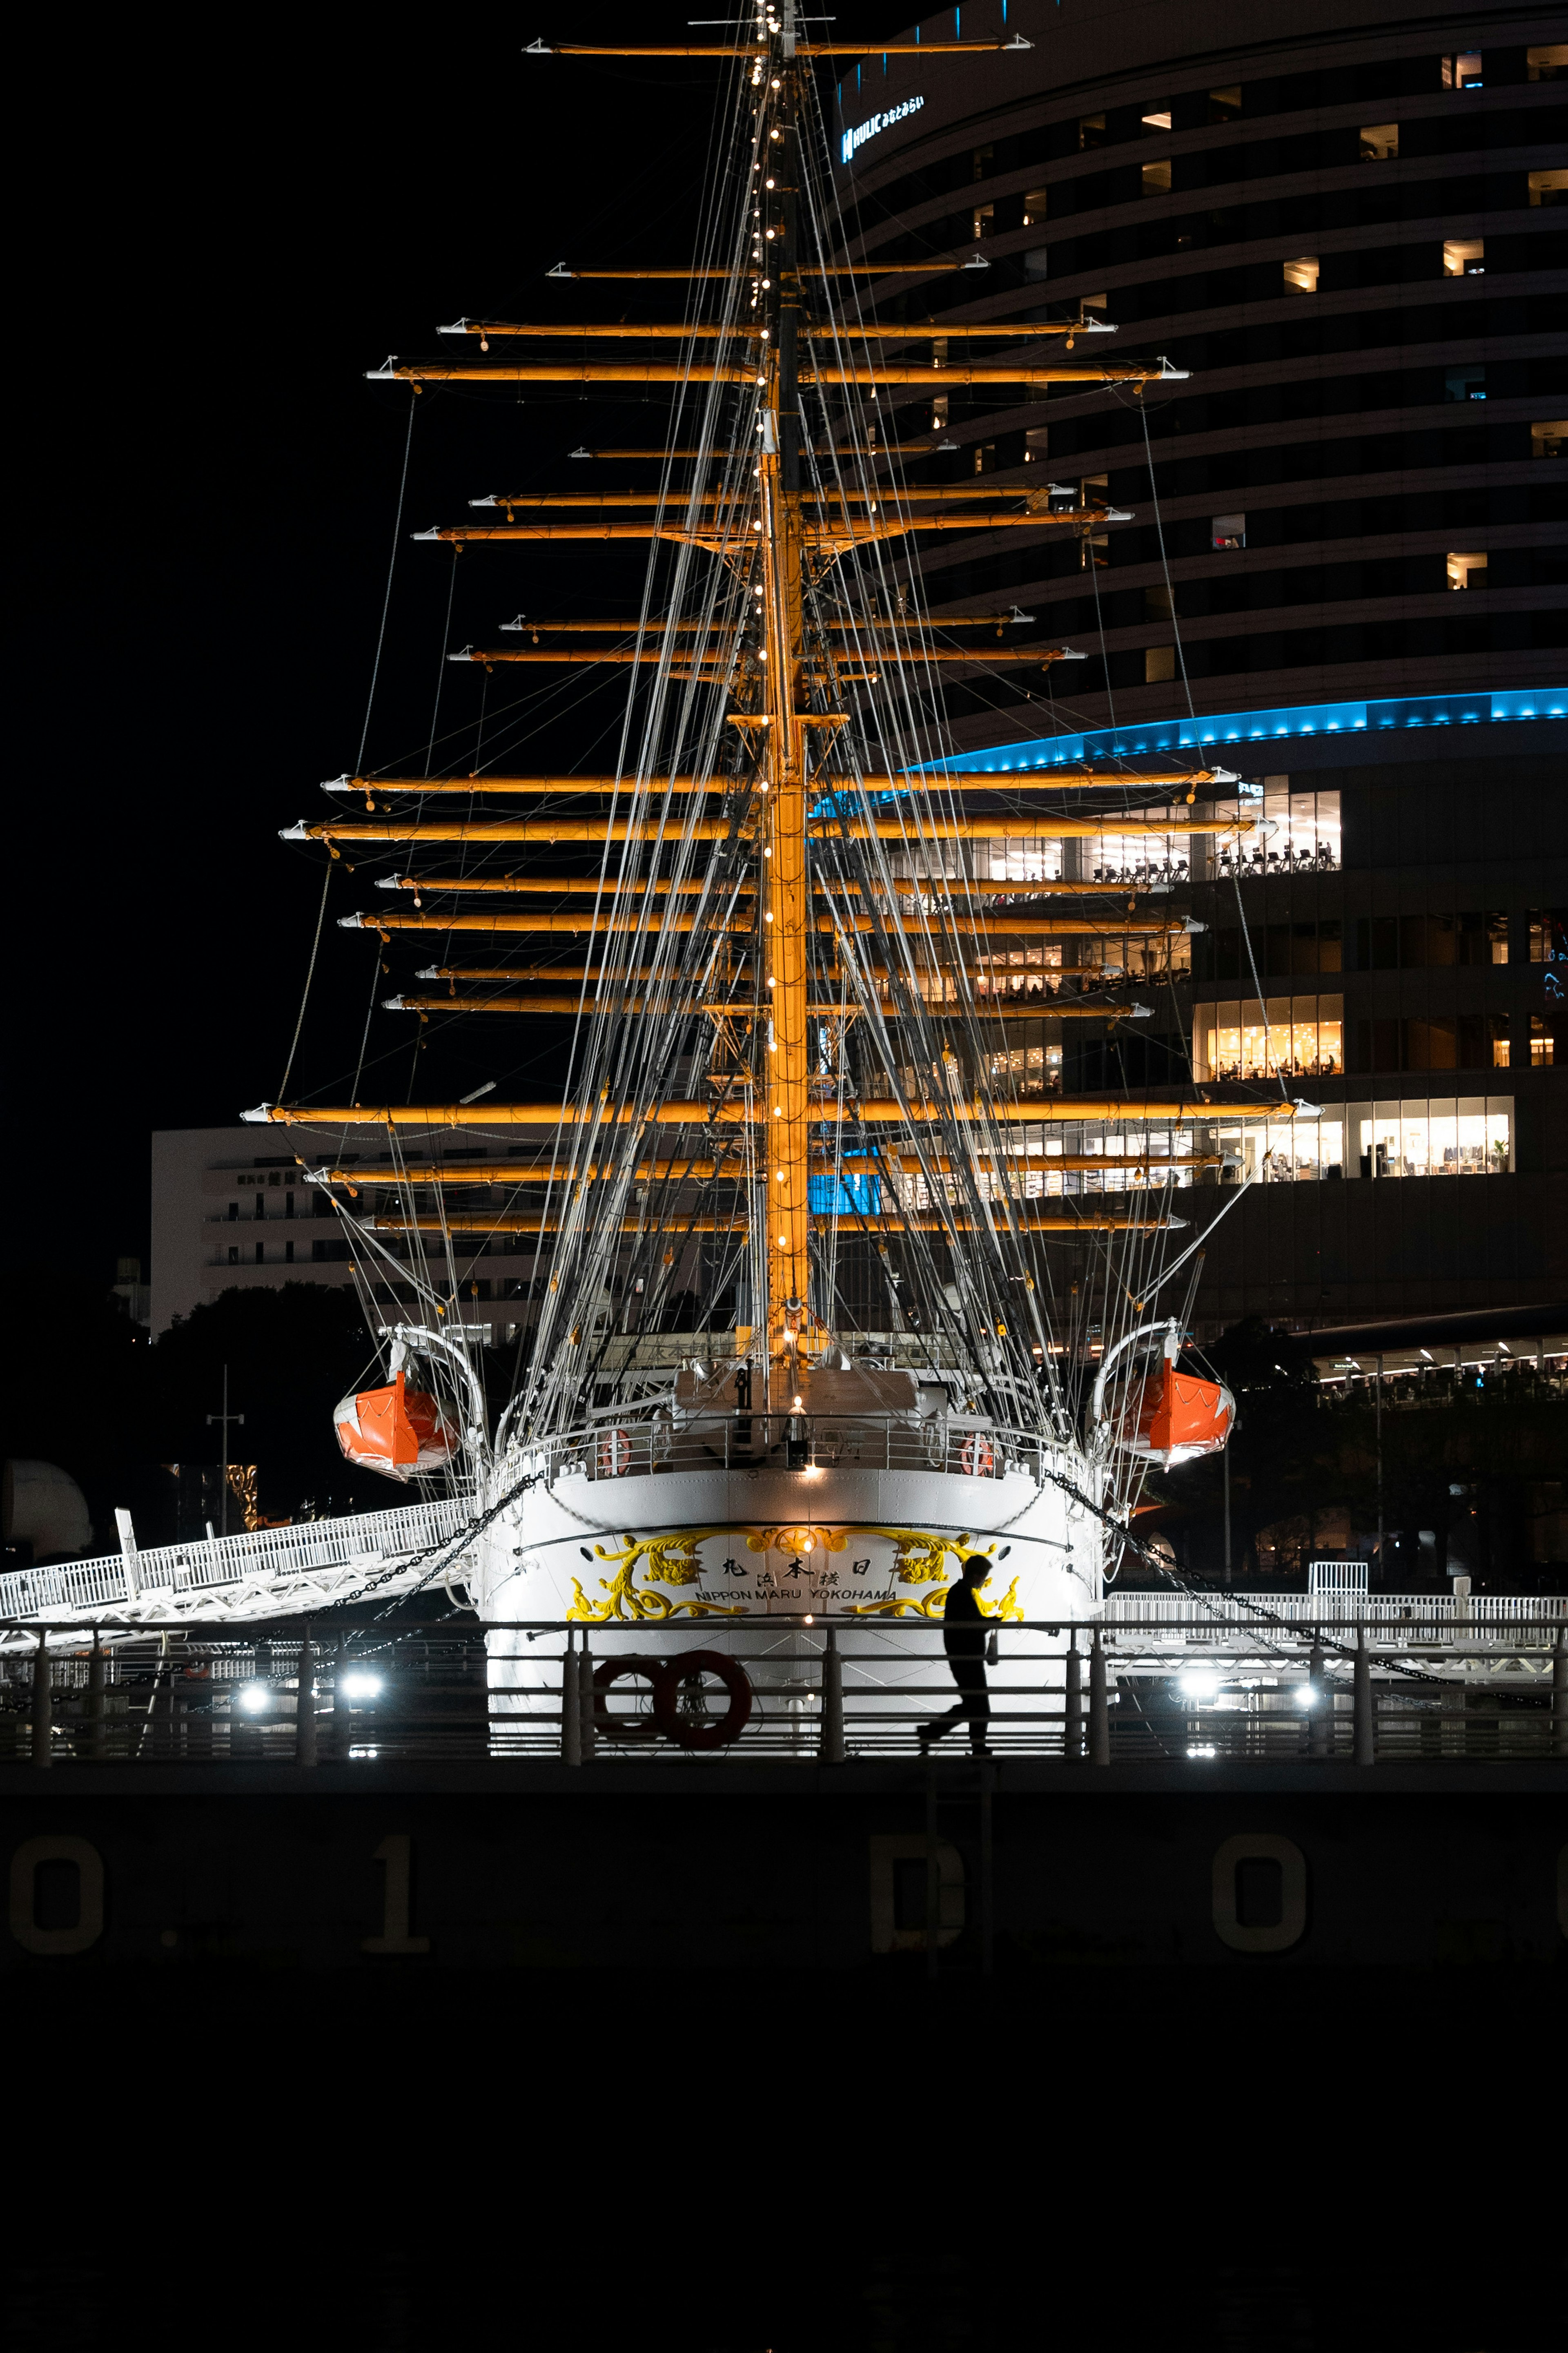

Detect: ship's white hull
[476, 1447, 1106, 1751]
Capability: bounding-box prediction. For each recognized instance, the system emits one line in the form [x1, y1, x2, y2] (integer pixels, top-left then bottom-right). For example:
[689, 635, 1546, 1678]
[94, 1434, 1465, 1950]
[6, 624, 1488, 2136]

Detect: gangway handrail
[0, 1491, 472, 1622]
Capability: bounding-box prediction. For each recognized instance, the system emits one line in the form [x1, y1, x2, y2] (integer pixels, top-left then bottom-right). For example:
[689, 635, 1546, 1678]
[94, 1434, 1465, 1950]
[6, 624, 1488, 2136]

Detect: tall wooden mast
[759, 76, 809, 1353]
[248, 9, 1265, 1422]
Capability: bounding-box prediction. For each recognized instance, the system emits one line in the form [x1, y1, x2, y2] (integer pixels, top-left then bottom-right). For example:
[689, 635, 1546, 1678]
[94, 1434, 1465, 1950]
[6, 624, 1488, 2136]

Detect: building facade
[830, 0, 1566, 1332]
[150, 1129, 541, 1336]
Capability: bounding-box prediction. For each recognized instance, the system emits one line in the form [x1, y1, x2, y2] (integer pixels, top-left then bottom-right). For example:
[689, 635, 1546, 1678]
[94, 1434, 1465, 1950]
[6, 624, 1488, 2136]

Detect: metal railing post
[1307, 1642, 1330, 1758]
[1553, 1626, 1568, 1759]
[980, 1760, 994, 1978]
[1063, 1634, 1082, 1760]
[562, 1634, 581, 1766]
[335, 1630, 351, 1762]
[821, 1627, 845, 1763]
[1352, 1628, 1374, 1766]
[296, 1625, 318, 1768]
[580, 1635, 597, 1758]
[924, 1760, 939, 1981]
[87, 1634, 106, 1762]
[31, 1629, 52, 1769]
[1089, 1631, 1110, 1764]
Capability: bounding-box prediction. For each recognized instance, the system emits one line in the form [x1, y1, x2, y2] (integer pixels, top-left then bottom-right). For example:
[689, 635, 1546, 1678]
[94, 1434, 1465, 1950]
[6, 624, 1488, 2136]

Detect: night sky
[11, 4, 915, 1291]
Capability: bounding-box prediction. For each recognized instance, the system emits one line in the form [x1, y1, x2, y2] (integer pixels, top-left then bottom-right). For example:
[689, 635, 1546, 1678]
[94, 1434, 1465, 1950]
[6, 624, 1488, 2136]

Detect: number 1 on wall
[362, 1833, 430, 1954]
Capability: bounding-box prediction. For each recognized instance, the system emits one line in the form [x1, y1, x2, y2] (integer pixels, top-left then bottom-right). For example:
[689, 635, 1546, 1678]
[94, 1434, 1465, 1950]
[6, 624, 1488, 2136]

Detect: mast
[759, 72, 810, 1361]
[247, 7, 1299, 1441]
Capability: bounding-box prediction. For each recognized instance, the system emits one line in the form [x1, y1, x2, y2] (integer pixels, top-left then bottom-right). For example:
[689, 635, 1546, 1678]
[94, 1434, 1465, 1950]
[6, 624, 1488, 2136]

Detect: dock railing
[4, 1613, 1563, 1768]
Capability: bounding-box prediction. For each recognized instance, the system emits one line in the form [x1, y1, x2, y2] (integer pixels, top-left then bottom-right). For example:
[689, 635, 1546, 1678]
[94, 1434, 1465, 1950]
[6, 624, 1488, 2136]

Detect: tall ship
[236, 5, 1286, 1749]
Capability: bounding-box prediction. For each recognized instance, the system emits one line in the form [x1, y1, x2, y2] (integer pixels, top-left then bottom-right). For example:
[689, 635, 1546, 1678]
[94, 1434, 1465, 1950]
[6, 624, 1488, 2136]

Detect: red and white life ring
[960, 1432, 995, 1478]
[597, 1428, 632, 1479]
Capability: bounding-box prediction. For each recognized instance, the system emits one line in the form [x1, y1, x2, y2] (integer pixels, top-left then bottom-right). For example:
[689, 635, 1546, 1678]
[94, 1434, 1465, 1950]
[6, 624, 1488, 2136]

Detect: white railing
[1308, 1558, 1368, 1595]
[533, 1411, 1054, 1486]
[1103, 1590, 1566, 1630]
[0, 1492, 472, 1622]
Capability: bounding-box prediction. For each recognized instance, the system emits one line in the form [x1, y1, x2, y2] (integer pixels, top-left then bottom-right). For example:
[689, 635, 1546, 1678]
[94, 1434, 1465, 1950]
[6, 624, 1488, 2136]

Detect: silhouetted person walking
[918, 1552, 993, 1755]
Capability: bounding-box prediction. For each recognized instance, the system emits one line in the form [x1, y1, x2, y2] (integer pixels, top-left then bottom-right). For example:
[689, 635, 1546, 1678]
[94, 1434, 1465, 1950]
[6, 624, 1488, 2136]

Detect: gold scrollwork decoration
[843, 1531, 1013, 1620]
[567, 1529, 746, 1623]
[563, 1524, 1023, 1623]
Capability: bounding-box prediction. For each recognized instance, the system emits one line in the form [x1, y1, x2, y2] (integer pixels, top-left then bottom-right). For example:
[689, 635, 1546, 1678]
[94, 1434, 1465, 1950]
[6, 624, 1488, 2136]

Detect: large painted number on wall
[9, 1836, 105, 1956]
[1212, 1833, 1308, 1954]
[362, 1833, 431, 1954]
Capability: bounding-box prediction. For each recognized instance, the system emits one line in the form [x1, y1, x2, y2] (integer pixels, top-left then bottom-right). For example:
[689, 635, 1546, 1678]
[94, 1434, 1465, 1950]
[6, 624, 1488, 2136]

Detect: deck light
[1294, 1684, 1317, 1708]
[341, 1671, 383, 1700]
[238, 1684, 269, 1714]
[1178, 1666, 1220, 1700]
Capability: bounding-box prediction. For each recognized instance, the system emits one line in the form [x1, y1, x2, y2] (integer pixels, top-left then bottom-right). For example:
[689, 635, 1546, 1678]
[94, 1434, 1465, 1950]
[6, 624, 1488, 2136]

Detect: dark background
[9, 2, 916, 1298]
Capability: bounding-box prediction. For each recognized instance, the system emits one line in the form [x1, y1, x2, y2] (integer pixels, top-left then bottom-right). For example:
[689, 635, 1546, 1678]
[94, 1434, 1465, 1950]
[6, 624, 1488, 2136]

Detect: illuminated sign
[841, 94, 924, 165]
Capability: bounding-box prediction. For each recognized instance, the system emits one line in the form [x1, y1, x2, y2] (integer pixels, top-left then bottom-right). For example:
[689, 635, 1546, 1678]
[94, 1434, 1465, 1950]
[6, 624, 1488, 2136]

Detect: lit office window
[1530, 1015, 1555, 1068]
[1212, 1116, 1346, 1182]
[1531, 421, 1565, 457]
[1021, 186, 1048, 225]
[969, 837, 1066, 883]
[1527, 44, 1566, 78]
[1283, 256, 1319, 293]
[1360, 123, 1399, 160]
[1528, 169, 1567, 205]
[1141, 158, 1172, 196]
[1146, 646, 1176, 682]
[923, 1126, 1200, 1200]
[1441, 51, 1483, 88]
[1447, 551, 1488, 589]
[1212, 511, 1246, 548]
[1354, 1100, 1511, 1176]
[1078, 113, 1106, 150]
[1443, 237, 1484, 274]
[983, 1042, 1058, 1098]
[1084, 819, 1191, 884]
[1024, 426, 1050, 464]
[1140, 107, 1172, 131]
[1208, 86, 1241, 121]
[1195, 997, 1344, 1083]
[1223, 781, 1341, 874]
[973, 946, 1065, 990]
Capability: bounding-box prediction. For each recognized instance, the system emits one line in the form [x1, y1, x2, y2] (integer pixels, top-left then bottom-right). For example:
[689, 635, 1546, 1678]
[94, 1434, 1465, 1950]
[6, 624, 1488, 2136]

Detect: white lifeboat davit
[1091, 1322, 1235, 1469]
[334, 1369, 460, 1481]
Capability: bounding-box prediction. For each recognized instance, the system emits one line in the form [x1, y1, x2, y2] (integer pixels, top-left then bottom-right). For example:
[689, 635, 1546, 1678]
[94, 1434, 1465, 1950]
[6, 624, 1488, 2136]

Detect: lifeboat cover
[334, 1370, 458, 1481]
[1130, 1365, 1235, 1468]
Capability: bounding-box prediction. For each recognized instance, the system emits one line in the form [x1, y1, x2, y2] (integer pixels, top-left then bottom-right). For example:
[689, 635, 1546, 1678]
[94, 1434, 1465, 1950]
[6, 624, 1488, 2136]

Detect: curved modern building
[831, 0, 1566, 1333]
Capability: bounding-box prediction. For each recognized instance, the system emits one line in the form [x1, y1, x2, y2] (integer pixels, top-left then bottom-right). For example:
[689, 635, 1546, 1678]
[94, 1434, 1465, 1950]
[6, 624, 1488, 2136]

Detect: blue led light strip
[922, 690, 1567, 774]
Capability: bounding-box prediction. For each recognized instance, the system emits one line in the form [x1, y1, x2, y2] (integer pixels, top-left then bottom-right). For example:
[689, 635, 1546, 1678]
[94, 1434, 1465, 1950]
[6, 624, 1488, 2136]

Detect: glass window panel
[1355, 1099, 1512, 1175]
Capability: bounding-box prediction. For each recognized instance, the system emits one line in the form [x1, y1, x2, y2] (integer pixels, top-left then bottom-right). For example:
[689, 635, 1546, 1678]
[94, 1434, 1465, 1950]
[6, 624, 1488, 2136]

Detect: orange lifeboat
[333, 1369, 459, 1481]
[1129, 1363, 1235, 1468]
